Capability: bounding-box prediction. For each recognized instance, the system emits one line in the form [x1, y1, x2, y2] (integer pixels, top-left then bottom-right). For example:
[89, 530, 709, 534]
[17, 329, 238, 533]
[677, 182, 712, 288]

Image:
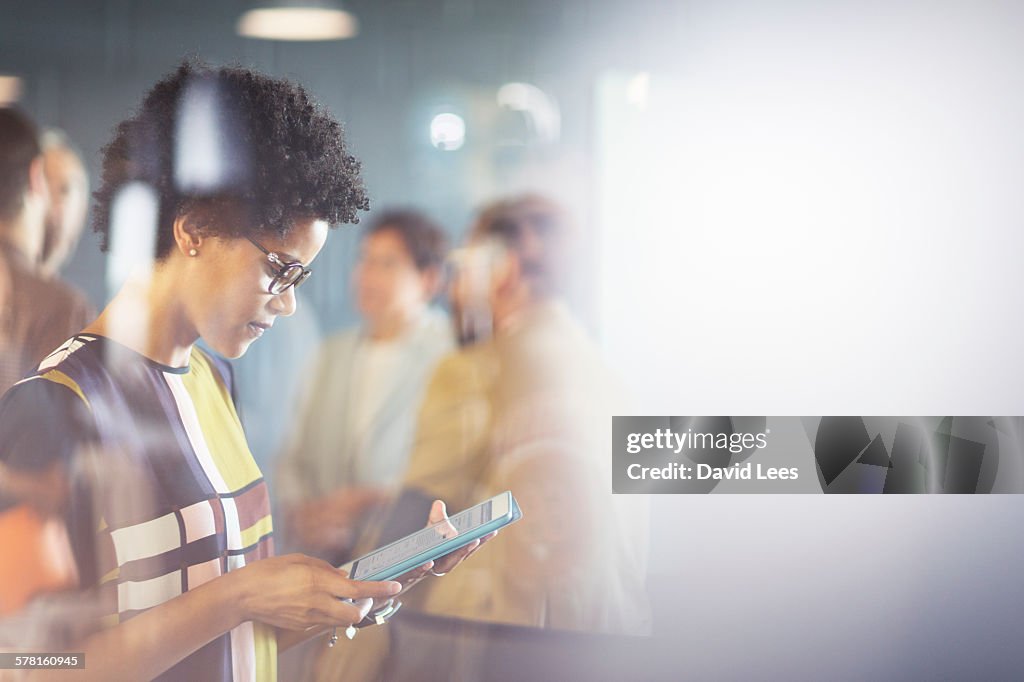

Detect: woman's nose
[268, 285, 297, 317]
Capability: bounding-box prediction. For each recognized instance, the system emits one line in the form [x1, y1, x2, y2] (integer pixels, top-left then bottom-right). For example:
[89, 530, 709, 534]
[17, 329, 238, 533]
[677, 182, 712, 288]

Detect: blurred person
[38, 128, 90, 278]
[0, 108, 93, 393]
[0, 459, 78, 618]
[316, 196, 651, 681]
[0, 119, 98, 621]
[0, 62, 487, 681]
[276, 210, 452, 564]
[406, 195, 652, 631]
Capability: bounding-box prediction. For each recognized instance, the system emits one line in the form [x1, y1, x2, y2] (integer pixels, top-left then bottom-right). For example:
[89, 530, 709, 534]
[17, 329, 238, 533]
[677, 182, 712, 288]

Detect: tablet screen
[350, 500, 493, 579]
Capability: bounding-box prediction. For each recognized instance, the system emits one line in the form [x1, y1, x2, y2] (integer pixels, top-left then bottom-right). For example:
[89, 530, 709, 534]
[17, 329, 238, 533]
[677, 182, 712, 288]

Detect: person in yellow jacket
[317, 195, 651, 681]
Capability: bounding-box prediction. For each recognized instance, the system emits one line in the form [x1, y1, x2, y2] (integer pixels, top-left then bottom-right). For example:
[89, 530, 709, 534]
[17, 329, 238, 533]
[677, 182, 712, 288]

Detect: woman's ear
[171, 212, 205, 258]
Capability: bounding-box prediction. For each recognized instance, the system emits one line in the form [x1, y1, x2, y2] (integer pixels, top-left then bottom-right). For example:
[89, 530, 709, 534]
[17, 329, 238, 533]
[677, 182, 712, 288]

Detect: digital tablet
[342, 491, 522, 582]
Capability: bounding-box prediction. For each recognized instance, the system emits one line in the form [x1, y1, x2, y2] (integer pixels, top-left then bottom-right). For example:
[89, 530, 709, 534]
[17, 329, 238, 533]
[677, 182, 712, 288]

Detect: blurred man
[276, 210, 453, 563]
[0, 111, 88, 632]
[405, 195, 650, 630]
[317, 196, 651, 681]
[39, 129, 89, 278]
[0, 108, 93, 393]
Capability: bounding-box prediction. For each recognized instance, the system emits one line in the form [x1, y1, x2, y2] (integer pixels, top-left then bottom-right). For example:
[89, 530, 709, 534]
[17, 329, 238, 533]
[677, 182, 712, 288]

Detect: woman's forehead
[255, 217, 329, 262]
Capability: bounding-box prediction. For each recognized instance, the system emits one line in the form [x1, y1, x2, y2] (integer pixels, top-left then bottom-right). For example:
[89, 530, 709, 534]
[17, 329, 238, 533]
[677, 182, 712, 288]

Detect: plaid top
[0, 335, 276, 681]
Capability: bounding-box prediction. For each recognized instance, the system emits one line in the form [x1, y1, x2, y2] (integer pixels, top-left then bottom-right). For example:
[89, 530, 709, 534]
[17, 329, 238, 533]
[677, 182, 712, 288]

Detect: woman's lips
[247, 321, 271, 338]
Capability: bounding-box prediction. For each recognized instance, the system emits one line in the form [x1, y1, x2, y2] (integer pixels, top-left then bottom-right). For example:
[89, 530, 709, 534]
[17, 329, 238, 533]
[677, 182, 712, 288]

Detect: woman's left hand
[378, 499, 498, 603]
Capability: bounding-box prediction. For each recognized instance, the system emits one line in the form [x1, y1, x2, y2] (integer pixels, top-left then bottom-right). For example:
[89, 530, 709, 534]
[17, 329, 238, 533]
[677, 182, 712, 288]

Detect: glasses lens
[269, 265, 308, 295]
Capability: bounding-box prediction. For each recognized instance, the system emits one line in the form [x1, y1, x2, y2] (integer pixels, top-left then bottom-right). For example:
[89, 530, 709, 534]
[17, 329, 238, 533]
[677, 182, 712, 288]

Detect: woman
[278, 209, 453, 563]
[0, 61, 485, 681]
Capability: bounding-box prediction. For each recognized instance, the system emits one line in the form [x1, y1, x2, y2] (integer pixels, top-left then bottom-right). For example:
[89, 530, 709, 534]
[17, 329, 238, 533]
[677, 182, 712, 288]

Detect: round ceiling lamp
[237, 1, 358, 41]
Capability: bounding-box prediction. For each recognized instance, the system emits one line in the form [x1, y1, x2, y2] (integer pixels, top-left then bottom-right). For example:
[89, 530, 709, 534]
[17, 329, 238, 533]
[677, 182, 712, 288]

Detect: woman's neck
[84, 266, 198, 368]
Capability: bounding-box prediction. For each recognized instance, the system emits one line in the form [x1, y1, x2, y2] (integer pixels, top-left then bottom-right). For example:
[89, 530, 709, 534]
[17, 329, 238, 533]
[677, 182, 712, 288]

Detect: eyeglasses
[246, 236, 312, 295]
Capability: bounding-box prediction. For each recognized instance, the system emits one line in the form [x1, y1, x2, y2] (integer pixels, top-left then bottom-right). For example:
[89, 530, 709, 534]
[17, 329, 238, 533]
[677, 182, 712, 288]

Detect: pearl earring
[189, 248, 198, 257]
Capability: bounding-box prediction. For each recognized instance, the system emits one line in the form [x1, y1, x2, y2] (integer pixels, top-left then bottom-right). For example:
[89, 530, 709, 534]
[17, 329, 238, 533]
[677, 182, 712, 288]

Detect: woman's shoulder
[31, 334, 105, 377]
[0, 357, 99, 473]
[5, 335, 108, 409]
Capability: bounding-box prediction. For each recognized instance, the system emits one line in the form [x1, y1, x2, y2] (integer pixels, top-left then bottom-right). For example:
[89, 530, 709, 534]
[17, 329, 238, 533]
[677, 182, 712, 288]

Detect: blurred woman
[277, 210, 452, 563]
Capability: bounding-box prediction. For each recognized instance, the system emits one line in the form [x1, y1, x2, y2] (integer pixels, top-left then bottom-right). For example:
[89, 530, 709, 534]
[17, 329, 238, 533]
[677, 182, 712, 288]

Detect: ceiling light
[430, 113, 465, 151]
[237, 1, 358, 41]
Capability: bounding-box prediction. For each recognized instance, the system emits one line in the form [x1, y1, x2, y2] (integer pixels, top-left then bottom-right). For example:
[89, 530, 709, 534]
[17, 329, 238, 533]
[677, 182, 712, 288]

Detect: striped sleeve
[0, 373, 98, 475]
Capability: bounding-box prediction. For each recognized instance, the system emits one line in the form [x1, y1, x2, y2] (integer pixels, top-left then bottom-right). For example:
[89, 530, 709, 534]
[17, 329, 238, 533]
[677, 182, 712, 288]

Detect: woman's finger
[352, 597, 374, 620]
[427, 500, 459, 541]
[321, 596, 370, 626]
[463, 531, 497, 559]
[318, 569, 401, 601]
[389, 562, 432, 591]
[434, 538, 479, 573]
[407, 562, 432, 579]
[427, 499, 447, 524]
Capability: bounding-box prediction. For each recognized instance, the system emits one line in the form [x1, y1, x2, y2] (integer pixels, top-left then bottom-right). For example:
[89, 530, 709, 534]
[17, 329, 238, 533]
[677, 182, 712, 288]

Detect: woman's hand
[385, 500, 498, 599]
[231, 554, 401, 631]
[429, 499, 497, 574]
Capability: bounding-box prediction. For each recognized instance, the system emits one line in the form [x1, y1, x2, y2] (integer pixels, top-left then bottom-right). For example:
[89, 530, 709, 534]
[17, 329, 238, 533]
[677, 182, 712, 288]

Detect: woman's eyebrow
[269, 248, 304, 265]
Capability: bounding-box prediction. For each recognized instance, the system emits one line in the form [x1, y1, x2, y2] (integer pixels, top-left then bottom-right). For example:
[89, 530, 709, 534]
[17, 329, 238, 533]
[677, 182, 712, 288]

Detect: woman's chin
[204, 334, 254, 360]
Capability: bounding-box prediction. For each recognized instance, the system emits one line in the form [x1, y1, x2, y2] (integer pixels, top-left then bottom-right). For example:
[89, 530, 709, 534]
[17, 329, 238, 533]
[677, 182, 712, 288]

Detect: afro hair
[92, 59, 370, 259]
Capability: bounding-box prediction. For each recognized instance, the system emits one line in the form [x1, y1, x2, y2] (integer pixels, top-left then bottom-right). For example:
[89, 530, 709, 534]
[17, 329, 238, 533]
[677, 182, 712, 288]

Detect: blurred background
[4, 0, 1024, 678]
